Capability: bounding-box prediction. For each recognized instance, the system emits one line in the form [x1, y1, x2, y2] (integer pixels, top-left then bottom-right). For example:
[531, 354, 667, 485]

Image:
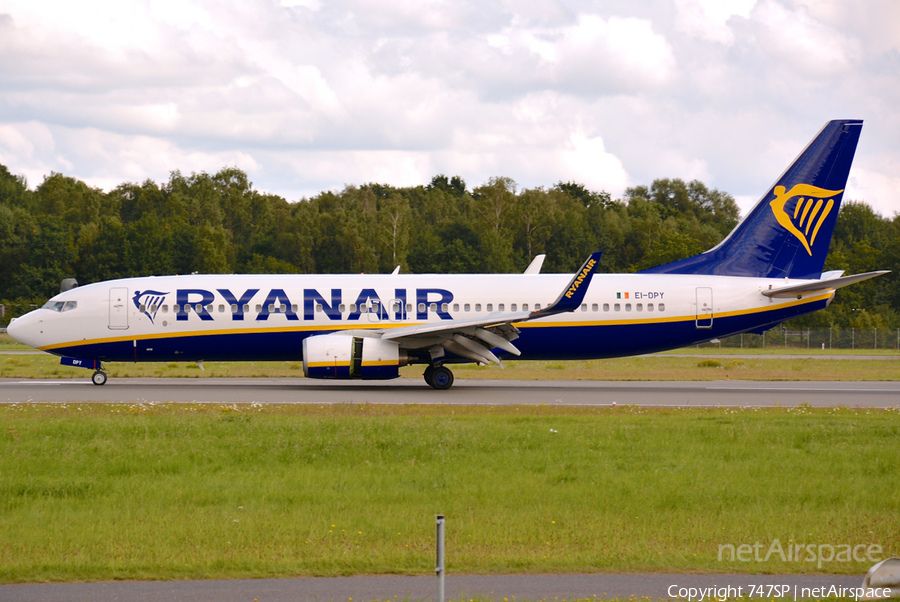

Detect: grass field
[2, 352, 899, 382]
[1, 403, 897, 583]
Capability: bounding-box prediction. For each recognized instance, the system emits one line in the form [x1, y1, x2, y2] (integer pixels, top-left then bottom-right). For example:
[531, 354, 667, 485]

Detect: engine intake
[302, 334, 406, 380]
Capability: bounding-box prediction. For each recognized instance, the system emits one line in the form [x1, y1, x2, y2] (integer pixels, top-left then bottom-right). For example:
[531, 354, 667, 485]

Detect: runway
[1, 377, 899, 407]
[0, 573, 868, 602]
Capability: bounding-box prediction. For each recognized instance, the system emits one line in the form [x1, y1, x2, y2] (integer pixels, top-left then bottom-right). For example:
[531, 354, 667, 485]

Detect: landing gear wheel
[423, 365, 435, 387]
[91, 371, 108, 386]
[429, 366, 454, 390]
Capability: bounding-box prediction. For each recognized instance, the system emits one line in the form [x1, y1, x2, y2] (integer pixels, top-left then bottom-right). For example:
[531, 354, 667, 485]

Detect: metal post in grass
[436, 514, 445, 602]
[874, 328, 877, 350]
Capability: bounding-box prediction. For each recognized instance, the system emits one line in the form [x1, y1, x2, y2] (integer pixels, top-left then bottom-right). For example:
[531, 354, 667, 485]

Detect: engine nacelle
[302, 334, 405, 380]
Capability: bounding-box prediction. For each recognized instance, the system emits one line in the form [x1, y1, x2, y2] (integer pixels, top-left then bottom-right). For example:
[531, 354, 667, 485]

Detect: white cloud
[560, 131, 629, 194]
[674, 0, 756, 45]
[0, 0, 896, 219]
[744, 0, 864, 77]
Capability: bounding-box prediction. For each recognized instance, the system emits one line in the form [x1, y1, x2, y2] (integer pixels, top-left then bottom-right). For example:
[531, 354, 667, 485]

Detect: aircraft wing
[761, 270, 889, 298]
[380, 252, 602, 365]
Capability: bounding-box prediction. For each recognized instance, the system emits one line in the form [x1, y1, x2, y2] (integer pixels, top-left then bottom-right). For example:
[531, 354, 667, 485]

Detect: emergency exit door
[109, 287, 129, 330]
[695, 287, 713, 328]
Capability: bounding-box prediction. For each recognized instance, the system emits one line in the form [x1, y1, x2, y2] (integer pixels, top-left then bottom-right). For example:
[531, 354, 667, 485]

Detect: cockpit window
[42, 300, 77, 312]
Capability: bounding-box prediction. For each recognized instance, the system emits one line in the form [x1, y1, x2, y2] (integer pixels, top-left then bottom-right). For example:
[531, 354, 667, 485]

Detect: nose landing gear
[423, 365, 454, 390]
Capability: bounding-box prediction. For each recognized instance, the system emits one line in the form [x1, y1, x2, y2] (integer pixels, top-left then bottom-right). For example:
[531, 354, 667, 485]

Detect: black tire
[429, 366, 454, 390]
[423, 365, 435, 387]
[91, 371, 108, 386]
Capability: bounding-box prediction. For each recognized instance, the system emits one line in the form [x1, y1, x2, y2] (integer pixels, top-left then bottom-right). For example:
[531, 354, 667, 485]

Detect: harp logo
[133, 290, 169, 324]
[769, 184, 842, 256]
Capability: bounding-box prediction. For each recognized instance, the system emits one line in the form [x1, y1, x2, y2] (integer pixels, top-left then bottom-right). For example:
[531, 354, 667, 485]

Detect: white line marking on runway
[706, 386, 900, 392]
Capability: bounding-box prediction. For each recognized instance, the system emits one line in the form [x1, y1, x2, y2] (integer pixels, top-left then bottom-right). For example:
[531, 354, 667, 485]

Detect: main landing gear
[423, 365, 454, 390]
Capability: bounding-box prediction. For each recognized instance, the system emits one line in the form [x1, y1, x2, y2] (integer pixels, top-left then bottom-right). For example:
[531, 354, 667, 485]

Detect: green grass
[1, 404, 898, 583]
[2, 353, 899, 381]
[0, 333, 30, 351]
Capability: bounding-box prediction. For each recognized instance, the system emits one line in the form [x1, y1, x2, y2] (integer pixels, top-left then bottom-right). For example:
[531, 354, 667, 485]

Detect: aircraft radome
[7, 120, 888, 389]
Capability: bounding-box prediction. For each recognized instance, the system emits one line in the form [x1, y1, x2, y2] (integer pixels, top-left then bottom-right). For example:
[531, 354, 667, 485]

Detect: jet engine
[302, 334, 407, 380]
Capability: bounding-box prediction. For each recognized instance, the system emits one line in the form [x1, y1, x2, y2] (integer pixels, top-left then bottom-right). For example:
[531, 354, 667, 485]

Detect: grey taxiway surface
[1, 377, 899, 407]
[0, 574, 867, 602]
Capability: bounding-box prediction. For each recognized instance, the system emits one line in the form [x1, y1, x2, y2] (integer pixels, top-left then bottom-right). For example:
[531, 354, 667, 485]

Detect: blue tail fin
[641, 120, 863, 279]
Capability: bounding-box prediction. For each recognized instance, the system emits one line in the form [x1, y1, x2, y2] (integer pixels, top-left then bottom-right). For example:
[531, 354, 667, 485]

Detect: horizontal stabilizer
[761, 271, 889, 298]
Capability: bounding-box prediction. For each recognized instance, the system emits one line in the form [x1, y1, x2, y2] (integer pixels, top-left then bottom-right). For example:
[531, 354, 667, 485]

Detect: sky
[1, 0, 898, 217]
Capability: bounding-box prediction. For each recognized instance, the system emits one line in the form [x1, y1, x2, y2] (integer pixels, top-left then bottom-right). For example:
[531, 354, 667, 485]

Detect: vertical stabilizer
[642, 120, 863, 279]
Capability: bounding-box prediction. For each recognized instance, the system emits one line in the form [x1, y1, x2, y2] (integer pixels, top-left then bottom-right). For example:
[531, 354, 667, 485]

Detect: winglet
[534, 252, 602, 317]
[524, 254, 546, 274]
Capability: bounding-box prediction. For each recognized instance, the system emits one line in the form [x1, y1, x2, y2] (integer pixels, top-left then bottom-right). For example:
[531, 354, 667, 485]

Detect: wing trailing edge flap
[380, 252, 602, 365]
[761, 270, 889, 298]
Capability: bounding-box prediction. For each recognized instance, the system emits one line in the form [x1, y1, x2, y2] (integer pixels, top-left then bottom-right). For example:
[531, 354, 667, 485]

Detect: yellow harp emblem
[769, 184, 842, 256]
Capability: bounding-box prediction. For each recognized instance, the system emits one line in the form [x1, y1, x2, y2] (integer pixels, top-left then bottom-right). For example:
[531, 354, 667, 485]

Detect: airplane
[6, 119, 888, 390]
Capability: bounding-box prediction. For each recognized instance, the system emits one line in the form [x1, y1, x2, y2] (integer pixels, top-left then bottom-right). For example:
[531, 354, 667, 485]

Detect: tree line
[0, 163, 897, 329]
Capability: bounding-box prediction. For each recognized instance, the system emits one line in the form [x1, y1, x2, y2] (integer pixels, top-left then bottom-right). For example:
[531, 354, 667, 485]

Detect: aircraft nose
[6, 312, 41, 349]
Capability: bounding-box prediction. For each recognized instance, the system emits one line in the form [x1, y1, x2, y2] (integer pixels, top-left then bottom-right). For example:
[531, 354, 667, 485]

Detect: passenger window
[535, 303, 541, 310]
[648, 303, 654, 312]
[602, 303, 609, 311]
[592, 303, 598, 311]
[475, 303, 482, 312]
[292, 304, 298, 313]
[255, 304, 262, 313]
[659, 303, 665, 311]
[231, 304, 238, 313]
[162, 305, 169, 313]
[339, 304, 346, 312]
[268, 304, 275, 312]
[522, 303, 528, 311]
[441, 303, 449, 312]
[636, 303, 643, 312]
[430, 303, 437, 312]
[581, 304, 587, 311]
[406, 303, 412, 312]
[205, 304, 213, 313]
[349, 304, 357, 313]
[139, 304, 146, 312]
[511, 303, 517, 311]
[498, 303, 505, 312]
[487, 303, 493, 312]
[418, 303, 426, 313]
[625, 303, 631, 311]
[316, 304, 323, 312]
[243, 304, 249, 313]
[614, 303, 620, 311]
[453, 303, 459, 312]
[150, 304, 158, 313]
